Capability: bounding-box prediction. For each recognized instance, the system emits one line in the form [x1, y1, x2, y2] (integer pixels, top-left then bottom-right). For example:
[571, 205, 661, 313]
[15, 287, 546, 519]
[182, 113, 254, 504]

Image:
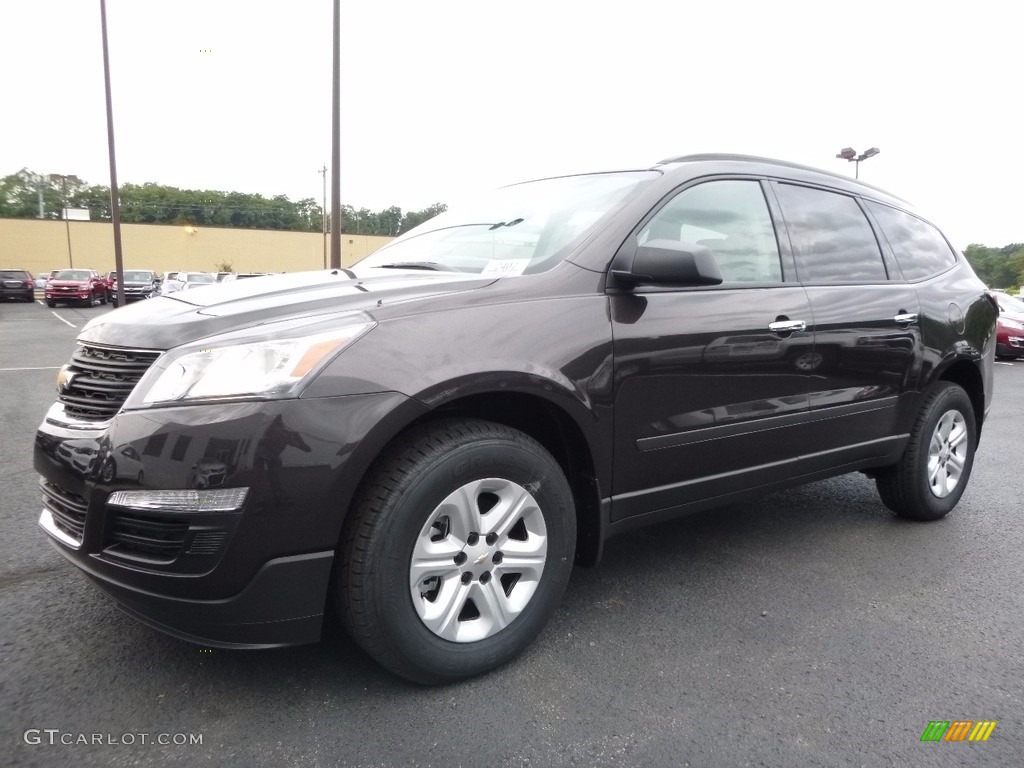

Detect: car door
[768, 182, 922, 464]
[609, 178, 817, 521]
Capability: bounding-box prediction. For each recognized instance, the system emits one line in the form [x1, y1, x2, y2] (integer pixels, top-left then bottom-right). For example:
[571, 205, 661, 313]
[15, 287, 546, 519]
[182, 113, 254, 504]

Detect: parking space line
[0, 366, 62, 372]
[50, 312, 77, 329]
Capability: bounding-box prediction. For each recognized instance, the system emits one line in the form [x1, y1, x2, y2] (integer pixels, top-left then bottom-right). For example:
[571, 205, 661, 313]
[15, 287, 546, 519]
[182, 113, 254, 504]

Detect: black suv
[110, 270, 159, 306]
[35, 155, 997, 683]
[1, 268, 35, 301]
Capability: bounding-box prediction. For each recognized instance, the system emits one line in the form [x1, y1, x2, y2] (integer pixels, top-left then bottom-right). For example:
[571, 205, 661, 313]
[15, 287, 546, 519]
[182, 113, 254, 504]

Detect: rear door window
[773, 184, 888, 284]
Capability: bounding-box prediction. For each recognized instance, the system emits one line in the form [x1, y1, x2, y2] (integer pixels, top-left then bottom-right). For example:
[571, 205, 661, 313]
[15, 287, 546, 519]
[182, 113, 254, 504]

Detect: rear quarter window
[864, 201, 957, 281]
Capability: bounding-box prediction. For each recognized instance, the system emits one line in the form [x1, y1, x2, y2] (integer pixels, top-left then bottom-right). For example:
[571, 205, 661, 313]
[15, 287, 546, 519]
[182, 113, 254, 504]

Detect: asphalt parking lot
[2, 298, 1022, 767]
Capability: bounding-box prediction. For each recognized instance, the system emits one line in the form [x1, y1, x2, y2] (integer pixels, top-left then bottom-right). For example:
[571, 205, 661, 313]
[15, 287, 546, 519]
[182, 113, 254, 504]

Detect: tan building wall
[0, 217, 394, 276]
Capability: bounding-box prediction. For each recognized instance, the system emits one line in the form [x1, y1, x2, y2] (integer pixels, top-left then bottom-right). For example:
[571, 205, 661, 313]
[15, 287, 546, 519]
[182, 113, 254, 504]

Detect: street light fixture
[835, 146, 880, 179]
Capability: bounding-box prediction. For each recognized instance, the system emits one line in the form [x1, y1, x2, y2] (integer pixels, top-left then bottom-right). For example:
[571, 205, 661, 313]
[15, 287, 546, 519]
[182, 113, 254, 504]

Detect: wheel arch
[337, 388, 606, 571]
[935, 357, 986, 441]
[424, 391, 604, 567]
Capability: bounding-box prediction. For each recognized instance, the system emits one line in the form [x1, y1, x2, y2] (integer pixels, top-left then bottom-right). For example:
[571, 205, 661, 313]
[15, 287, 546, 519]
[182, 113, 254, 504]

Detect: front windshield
[187, 274, 216, 284]
[55, 270, 90, 280]
[123, 271, 153, 281]
[357, 172, 656, 276]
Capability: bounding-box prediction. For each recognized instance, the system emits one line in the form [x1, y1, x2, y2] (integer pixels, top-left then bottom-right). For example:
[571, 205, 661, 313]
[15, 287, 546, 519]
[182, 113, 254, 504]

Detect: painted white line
[0, 366, 62, 372]
[50, 311, 76, 329]
[995, 361, 1014, 366]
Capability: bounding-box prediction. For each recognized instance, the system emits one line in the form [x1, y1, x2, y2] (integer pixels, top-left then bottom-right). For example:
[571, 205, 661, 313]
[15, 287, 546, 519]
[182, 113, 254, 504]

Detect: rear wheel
[876, 382, 977, 521]
[338, 419, 576, 684]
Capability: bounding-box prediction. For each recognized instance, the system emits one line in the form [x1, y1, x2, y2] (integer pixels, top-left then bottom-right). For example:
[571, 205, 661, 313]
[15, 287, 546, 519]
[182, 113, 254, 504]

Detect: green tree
[400, 202, 447, 234]
[2, 168, 448, 237]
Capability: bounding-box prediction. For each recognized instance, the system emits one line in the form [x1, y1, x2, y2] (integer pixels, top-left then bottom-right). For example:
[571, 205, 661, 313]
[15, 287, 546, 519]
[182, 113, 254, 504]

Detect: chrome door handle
[893, 313, 919, 325]
[768, 320, 807, 334]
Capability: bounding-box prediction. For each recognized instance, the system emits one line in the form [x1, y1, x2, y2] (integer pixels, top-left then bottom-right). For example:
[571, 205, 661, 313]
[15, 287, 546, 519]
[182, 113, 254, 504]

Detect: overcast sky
[2, 0, 1019, 247]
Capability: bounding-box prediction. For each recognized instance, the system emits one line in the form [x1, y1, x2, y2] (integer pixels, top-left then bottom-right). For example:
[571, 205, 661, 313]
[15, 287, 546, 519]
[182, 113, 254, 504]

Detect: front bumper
[35, 391, 424, 646]
[997, 335, 1024, 358]
[46, 289, 91, 301]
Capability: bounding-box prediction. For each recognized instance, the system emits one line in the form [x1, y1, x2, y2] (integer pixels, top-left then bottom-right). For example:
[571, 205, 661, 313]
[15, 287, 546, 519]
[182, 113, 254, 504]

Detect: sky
[1, 0, 1020, 247]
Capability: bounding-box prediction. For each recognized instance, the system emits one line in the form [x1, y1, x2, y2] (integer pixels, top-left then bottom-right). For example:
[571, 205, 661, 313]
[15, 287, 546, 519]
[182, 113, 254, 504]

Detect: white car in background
[159, 271, 215, 295]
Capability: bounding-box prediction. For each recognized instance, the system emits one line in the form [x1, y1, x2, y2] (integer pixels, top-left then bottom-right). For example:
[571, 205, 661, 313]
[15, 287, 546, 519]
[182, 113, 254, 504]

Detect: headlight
[128, 313, 375, 407]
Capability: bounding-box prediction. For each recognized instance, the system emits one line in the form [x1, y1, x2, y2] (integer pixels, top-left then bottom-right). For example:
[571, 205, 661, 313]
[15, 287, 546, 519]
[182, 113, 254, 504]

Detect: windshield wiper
[488, 218, 524, 230]
[375, 261, 457, 272]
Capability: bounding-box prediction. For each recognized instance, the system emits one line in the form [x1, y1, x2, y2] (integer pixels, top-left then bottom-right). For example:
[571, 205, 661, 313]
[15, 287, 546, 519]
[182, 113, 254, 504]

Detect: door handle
[893, 312, 919, 325]
[768, 319, 807, 334]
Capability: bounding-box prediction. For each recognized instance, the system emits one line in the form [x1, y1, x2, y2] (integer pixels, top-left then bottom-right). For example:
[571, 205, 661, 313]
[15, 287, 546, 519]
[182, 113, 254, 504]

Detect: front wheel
[876, 382, 977, 521]
[338, 419, 576, 684]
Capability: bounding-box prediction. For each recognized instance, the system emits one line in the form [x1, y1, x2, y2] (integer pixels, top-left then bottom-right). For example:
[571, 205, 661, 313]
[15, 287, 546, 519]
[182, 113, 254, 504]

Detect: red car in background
[44, 269, 107, 308]
[993, 292, 1024, 359]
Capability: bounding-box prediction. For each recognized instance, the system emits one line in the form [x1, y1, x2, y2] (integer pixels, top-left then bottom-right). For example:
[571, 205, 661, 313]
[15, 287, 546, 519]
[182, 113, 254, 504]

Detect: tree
[399, 202, 447, 234]
[964, 243, 1024, 289]
[1, 168, 448, 237]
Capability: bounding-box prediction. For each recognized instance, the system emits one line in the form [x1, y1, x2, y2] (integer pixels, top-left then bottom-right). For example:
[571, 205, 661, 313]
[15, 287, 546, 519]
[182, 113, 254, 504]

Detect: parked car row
[5, 268, 283, 309]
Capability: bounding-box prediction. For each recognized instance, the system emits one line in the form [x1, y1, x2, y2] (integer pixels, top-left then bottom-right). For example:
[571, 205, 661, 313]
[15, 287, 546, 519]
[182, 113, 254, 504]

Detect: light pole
[836, 147, 880, 179]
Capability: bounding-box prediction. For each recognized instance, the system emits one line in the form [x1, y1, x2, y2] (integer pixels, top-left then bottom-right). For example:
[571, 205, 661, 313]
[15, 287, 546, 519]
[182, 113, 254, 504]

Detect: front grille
[58, 344, 161, 421]
[106, 512, 189, 561]
[41, 481, 88, 544]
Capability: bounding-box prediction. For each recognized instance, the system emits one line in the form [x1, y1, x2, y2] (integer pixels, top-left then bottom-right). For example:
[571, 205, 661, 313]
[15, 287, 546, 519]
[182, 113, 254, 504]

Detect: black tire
[876, 382, 976, 521]
[338, 418, 576, 684]
[46, 299, 56, 308]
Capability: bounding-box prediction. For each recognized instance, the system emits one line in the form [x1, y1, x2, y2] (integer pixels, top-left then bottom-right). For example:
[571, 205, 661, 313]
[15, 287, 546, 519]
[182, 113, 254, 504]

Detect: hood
[78, 267, 495, 350]
[998, 309, 1024, 324]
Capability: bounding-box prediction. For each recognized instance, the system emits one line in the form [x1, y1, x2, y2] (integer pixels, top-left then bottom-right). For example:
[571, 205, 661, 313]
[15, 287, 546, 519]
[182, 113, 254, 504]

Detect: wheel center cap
[463, 540, 492, 572]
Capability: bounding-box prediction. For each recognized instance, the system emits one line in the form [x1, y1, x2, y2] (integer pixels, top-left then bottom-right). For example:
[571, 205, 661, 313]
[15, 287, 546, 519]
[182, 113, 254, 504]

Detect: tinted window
[774, 184, 887, 283]
[638, 180, 783, 283]
[864, 202, 957, 280]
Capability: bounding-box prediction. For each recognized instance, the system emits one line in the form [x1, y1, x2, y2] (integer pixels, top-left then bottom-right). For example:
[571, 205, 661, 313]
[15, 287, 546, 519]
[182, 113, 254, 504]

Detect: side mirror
[612, 239, 723, 287]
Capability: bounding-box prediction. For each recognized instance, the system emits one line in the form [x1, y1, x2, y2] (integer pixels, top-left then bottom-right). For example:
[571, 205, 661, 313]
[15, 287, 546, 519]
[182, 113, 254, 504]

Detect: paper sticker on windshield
[481, 259, 530, 277]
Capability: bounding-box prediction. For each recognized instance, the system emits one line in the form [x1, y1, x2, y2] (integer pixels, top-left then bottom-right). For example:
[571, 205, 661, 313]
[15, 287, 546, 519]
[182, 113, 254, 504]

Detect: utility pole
[330, 0, 341, 269]
[100, 0, 126, 307]
[49, 173, 79, 268]
[319, 164, 328, 269]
